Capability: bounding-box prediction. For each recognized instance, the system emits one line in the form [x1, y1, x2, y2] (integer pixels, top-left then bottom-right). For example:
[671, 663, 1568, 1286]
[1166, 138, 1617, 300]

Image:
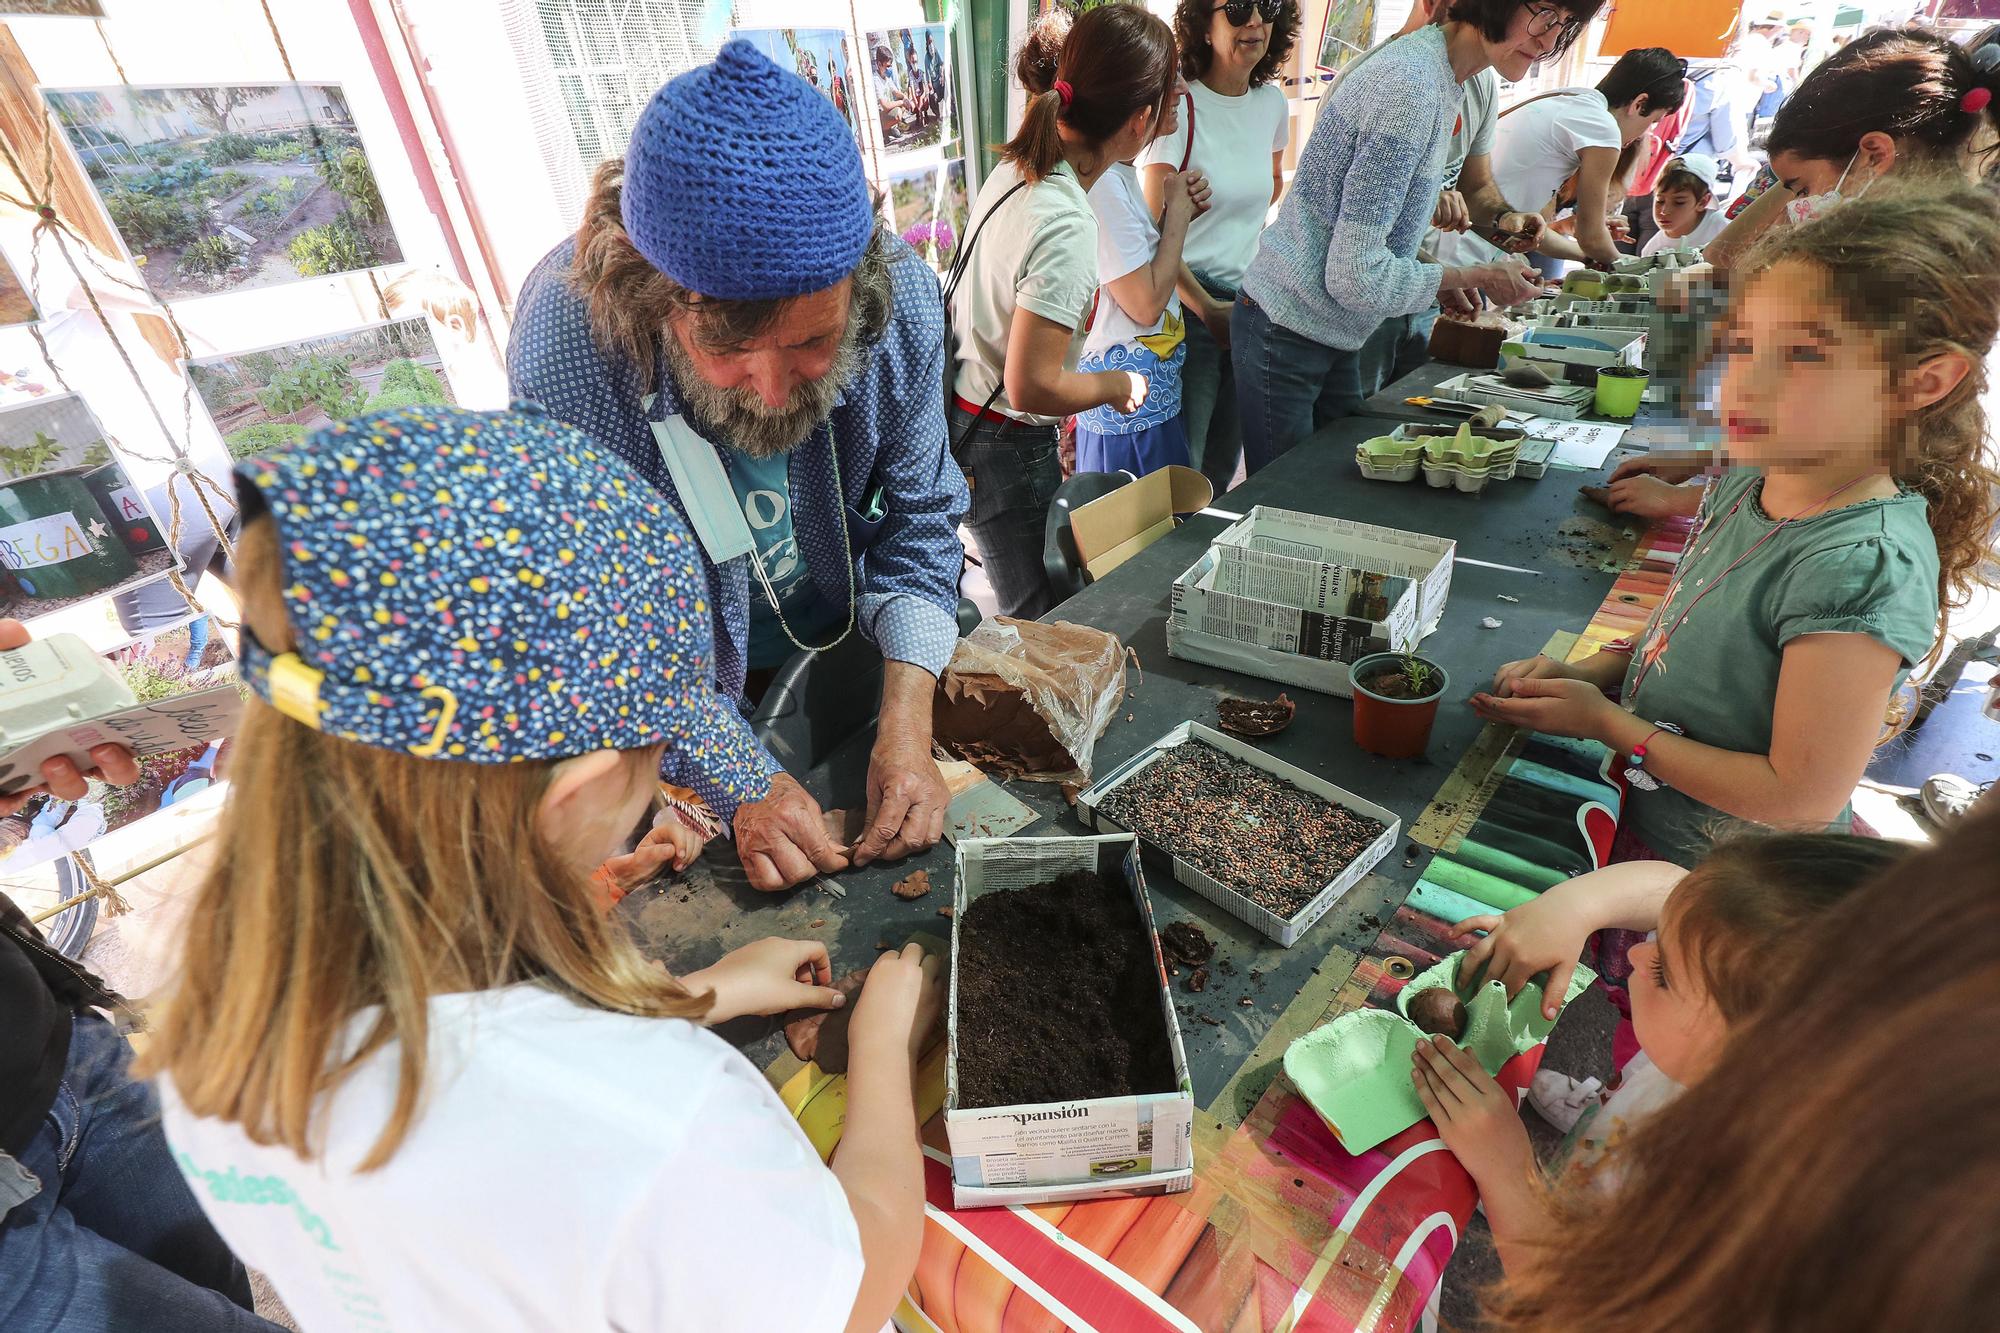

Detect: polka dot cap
[233, 402, 771, 790]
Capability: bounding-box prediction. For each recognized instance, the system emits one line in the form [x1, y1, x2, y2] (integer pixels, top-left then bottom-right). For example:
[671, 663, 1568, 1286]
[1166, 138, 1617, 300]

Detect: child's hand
[1161, 170, 1197, 232]
[601, 813, 708, 892]
[1181, 169, 1213, 219]
[1454, 898, 1590, 1016]
[685, 938, 847, 1026]
[1580, 474, 1703, 520]
[1412, 1037, 1534, 1189]
[850, 942, 945, 1064]
[1490, 654, 1576, 697]
[1469, 677, 1619, 741]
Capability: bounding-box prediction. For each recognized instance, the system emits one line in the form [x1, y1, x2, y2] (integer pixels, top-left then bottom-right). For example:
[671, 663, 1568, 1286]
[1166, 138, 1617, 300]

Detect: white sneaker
[1920, 774, 1992, 828]
[1527, 1071, 1604, 1132]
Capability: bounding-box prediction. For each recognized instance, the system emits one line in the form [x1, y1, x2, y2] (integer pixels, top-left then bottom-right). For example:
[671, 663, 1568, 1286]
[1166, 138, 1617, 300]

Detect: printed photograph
[44, 82, 402, 301]
[186, 317, 455, 461]
[0, 1, 108, 14]
[732, 28, 861, 144]
[867, 24, 958, 155]
[0, 394, 183, 623]
[1316, 0, 1378, 74]
[886, 158, 969, 273]
[0, 249, 39, 328]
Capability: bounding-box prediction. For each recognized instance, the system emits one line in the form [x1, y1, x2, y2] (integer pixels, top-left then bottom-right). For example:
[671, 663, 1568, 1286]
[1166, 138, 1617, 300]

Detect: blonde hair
[1736, 181, 2000, 669]
[140, 517, 711, 1170]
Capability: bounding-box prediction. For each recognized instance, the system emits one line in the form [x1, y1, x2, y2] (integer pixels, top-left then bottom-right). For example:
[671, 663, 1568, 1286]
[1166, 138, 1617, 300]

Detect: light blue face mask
[644, 396, 755, 565]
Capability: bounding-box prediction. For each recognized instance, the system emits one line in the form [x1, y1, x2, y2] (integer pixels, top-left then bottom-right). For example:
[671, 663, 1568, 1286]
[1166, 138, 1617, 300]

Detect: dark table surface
[1358, 358, 1673, 432]
[620, 411, 1633, 1097]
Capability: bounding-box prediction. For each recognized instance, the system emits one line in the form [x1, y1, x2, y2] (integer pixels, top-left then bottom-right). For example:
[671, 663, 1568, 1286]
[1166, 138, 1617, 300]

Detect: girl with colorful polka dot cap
[141, 404, 943, 1331]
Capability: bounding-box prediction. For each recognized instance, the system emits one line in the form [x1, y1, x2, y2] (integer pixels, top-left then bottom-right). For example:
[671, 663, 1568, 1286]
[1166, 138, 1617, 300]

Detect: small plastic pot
[1350, 651, 1450, 759]
[1594, 366, 1649, 419]
[0, 468, 139, 601]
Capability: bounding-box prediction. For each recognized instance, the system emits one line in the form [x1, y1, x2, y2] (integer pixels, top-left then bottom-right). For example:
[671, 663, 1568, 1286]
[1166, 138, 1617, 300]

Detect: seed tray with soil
[954, 869, 1177, 1108]
[945, 834, 1195, 1208]
[1078, 722, 1400, 947]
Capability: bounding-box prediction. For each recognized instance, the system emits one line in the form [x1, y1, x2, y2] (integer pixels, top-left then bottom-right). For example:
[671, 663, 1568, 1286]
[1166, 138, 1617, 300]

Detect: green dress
[1619, 469, 1939, 862]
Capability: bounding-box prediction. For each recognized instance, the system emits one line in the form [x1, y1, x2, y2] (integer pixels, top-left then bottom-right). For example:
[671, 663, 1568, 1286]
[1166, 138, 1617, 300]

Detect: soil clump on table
[1097, 741, 1387, 920]
[1160, 922, 1214, 966]
[956, 870, 1176, 1108]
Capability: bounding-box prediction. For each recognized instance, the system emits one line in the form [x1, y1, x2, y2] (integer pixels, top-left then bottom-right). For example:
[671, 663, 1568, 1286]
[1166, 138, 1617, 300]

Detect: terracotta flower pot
[1350, 652, 1450, 760]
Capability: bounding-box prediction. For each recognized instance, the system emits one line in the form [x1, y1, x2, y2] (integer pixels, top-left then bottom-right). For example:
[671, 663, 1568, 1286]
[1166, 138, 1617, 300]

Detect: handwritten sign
[0, 682, 240, 795]
[0, 511, 100, 571]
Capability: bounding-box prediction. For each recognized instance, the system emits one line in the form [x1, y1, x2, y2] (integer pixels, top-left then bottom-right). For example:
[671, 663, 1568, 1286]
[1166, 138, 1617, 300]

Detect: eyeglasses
[1214, 0, 1285, 27]
[1523, 2, 1584, 44]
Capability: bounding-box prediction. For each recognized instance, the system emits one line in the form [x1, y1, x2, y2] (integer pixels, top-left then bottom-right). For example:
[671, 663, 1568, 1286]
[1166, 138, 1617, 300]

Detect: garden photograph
[732, 28, 861, 145]
[44, 82, 403, 301]
[0, 249, 38, 327]
[0, 393, 181, 623]
[886, 158, 967, 273]
[867, 24, 958, 155]
[186, 316, 456, 461]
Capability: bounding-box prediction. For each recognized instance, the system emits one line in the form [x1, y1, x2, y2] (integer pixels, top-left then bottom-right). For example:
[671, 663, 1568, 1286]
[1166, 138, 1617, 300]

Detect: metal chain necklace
[744, 418, 856, 656]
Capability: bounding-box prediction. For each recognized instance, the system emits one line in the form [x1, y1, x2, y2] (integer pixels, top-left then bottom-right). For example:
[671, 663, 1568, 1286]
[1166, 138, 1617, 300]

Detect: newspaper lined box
[945, 834, 1195, 1209]
[1167, 507, 1454, 698]
[1075, 722, 1401, 947]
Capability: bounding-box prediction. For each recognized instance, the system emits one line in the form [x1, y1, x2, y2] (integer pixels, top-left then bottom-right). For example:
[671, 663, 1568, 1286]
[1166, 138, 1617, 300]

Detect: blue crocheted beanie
[621, 39, 875, 301]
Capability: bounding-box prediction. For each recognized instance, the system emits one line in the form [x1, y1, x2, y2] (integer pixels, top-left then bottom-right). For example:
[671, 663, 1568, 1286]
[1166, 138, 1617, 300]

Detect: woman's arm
[1003, 307, 1141, 416]
[1270, 149, 1284, 206]
[1473, 634, 1904, 830]
[1567, 145, 1622, 266]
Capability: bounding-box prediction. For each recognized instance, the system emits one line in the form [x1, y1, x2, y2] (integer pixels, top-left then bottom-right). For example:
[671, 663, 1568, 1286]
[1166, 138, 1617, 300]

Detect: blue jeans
[1181, 274, 1243, 496]
[0, 1014, 276, 1332]
[1356, 309, 1438, 399]
[951, 405, 1061, 621]
[1231, 294, 1363, 476]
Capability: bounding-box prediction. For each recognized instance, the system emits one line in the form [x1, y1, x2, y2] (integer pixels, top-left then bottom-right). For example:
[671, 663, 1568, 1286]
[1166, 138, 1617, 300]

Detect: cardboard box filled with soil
[1077, 723, 1400, 947]
[946, 834, 1194, 1209]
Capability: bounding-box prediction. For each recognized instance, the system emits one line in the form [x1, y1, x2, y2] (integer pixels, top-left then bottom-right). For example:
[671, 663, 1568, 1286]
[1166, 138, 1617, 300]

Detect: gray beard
[661, 319, 864, 459]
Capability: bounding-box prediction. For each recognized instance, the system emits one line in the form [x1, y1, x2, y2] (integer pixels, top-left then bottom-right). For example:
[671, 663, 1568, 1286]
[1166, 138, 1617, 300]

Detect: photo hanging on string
[1316, 0, 1379, 75]
[0, 2, 107, 15]
[42, 83, 403, 302]
[0, 246, 40, 329]
[0, 392, 185, 625]
[185, 316, 458, 463]
[866, 24, 960, 159]
[884, 158, 969, 275]
[731, 27, 864, 149]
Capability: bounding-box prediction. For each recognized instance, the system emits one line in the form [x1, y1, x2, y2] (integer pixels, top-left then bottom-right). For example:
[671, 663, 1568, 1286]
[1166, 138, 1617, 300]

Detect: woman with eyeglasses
[1136, 0, 1300, 495]
[1231, 0, 1594, 475]
[1479, 46, 1687, 272]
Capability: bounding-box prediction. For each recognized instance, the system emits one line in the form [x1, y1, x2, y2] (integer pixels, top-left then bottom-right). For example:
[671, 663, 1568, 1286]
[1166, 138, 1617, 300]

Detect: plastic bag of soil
[934, 617, 1125, 785]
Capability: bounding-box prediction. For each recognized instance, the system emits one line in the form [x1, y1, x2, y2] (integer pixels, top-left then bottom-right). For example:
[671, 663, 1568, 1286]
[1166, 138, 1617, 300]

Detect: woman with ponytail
[947, 5, 1179, 620]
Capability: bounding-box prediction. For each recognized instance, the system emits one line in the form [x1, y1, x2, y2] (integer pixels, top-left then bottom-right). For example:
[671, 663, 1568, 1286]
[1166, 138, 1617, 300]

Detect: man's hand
[0, 619, 140, 817]
[1432, 189, 1470, 233]
[1491, 211, 1545, 253]
[854, 661, 949, 867]
[1438, 287, 1481, 320]
[733, 770, 850, 891]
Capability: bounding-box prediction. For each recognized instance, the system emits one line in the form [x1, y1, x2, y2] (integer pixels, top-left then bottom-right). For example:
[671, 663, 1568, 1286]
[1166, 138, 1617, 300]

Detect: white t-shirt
[949, 159, 1097, 425]
[1081, 162, 1180, 360]
[1138, 80, 1289, 289]
[1642, 207, 1728, 256]
[1491, 87, 1622, 220]
[160, 984, 866, 1333]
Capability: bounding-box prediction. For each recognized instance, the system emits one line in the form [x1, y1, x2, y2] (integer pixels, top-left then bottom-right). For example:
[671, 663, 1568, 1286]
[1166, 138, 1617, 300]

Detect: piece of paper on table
[1519, 416, 1628, 469]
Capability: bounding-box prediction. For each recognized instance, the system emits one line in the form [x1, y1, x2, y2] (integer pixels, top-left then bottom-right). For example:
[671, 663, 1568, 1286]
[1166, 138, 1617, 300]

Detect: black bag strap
[944, 177, 1032, 460]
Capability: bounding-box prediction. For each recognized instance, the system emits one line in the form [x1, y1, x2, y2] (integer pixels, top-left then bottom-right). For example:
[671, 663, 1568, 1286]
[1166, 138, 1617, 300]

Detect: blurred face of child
[1626, 918, 1730, 1085]
[1716, 259, 1895, 469]
[1652, 185, 1706, 238]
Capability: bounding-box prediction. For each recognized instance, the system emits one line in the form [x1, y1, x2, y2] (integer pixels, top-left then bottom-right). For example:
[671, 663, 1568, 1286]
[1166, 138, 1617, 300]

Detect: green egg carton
[1281, 950, 1596, 1154]
[1355, 434, 1425, 483]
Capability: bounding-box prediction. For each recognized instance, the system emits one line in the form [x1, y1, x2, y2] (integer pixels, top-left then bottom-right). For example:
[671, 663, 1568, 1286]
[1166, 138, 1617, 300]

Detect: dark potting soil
[1097, 741, 1387, 920]
[1361, 668, 1442, 702]
[955, 870, 1177, 1109]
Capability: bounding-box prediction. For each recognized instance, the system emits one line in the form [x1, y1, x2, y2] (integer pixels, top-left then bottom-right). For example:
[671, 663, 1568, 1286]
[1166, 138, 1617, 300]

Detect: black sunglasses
[1214, 0, 1285, 27]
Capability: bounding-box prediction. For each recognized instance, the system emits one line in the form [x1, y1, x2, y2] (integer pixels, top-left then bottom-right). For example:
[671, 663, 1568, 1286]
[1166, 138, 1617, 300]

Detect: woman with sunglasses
[1137, 0, 1301, 495]
[1231, 0, 1595, 475]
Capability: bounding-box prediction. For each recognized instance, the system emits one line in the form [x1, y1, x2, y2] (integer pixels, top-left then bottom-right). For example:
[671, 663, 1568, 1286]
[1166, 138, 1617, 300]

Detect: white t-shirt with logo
[949, 159, 1097, 425]
[1138, 80, 1289, 289]
[160, 984, 866, 1333]
[1081, 162, 1181, 361]
[1642, 207, 1728, 256]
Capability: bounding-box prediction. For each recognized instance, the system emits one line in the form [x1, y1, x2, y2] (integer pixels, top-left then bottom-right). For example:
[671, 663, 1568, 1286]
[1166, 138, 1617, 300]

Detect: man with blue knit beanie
[510, 41, 968, 893]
